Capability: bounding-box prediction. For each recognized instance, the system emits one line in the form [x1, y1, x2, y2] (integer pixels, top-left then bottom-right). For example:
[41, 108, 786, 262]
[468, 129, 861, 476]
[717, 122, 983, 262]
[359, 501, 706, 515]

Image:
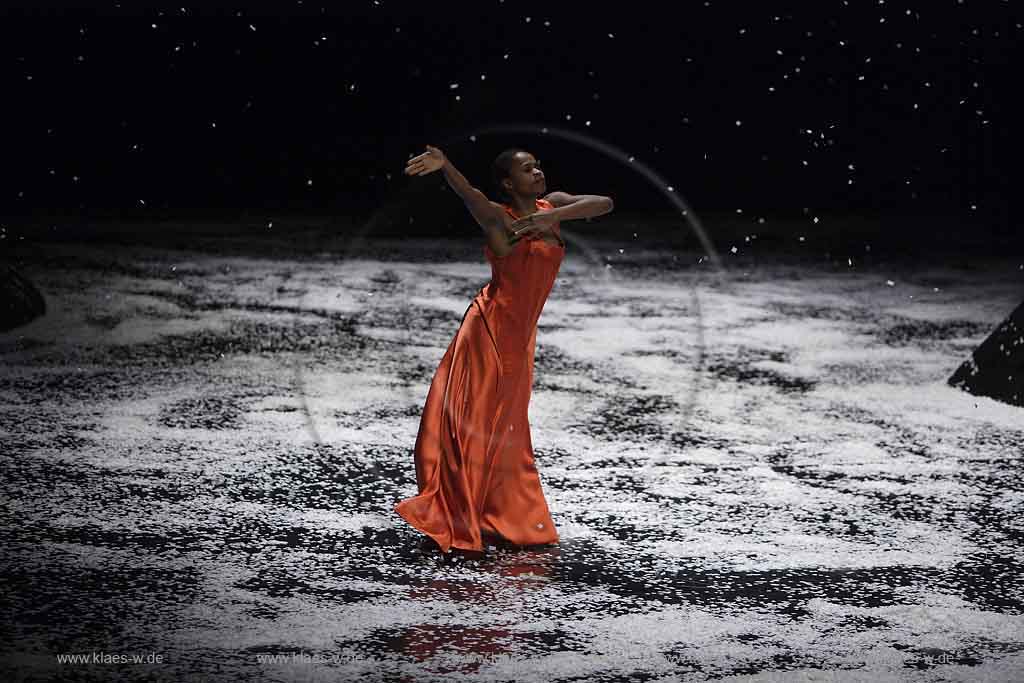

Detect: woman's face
[505, 151, 546, 198]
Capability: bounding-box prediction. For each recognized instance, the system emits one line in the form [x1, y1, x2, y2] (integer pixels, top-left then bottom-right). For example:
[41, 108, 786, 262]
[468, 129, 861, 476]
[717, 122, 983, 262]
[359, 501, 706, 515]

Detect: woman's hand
[404, 145, 447, 176]
[508, 210, 560, 243]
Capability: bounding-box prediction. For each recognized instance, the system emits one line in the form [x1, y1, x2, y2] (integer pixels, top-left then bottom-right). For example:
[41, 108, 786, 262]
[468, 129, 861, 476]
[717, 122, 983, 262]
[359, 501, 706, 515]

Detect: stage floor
[2, 237, 1022, 681]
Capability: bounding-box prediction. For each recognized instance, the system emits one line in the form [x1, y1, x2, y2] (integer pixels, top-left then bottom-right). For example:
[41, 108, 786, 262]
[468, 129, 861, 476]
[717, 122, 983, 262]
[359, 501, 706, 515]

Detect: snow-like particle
[735, 120, 742, 126]
[730, 246, 738, 254]
[249, 24, 255, 31]
[799, 236, 805, 241]
[307, 179, 313, 186]
[449, 83, 458, 89]
[886, 280, 895, 286]
[813, 217, 819, 223]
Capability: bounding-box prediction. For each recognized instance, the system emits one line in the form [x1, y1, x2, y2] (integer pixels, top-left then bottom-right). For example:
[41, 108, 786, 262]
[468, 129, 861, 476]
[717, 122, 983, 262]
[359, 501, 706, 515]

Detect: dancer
[394, 144, 614, 553]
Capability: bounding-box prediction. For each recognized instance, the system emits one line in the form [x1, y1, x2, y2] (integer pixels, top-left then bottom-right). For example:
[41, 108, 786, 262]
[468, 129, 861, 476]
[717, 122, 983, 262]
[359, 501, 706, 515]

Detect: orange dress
[394, 198, 565, 553]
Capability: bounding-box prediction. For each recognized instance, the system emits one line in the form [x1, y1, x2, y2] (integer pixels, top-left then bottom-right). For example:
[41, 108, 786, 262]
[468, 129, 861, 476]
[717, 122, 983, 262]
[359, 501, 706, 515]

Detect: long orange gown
[394, 198, 565, 553]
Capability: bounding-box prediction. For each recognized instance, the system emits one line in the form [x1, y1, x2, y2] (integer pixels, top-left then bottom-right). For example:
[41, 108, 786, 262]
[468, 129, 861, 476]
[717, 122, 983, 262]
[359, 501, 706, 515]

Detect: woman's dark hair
[491, 148, 528, 203]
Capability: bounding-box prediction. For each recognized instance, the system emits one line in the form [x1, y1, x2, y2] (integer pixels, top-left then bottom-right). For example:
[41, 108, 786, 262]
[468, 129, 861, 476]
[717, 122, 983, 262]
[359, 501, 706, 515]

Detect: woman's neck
[508, 195, 537, 218]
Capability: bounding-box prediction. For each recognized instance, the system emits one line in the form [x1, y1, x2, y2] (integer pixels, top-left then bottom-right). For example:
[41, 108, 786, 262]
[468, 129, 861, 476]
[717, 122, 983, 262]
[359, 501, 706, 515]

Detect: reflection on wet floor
[2, 243, 1023, 681]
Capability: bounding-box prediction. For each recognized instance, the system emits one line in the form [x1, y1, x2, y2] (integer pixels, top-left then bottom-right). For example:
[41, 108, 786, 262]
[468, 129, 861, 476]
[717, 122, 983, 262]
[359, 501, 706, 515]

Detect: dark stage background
[0, 2, 1020, 248]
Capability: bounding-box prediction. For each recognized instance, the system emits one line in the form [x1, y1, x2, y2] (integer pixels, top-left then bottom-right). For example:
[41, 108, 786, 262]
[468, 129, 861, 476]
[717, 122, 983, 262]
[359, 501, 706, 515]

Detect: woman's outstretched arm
[405, 145, 504, 232]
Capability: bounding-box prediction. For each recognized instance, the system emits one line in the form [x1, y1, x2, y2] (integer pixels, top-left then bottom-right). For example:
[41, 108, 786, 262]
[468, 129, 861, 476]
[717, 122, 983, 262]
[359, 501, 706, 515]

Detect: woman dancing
[394, 144, 614, 553]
